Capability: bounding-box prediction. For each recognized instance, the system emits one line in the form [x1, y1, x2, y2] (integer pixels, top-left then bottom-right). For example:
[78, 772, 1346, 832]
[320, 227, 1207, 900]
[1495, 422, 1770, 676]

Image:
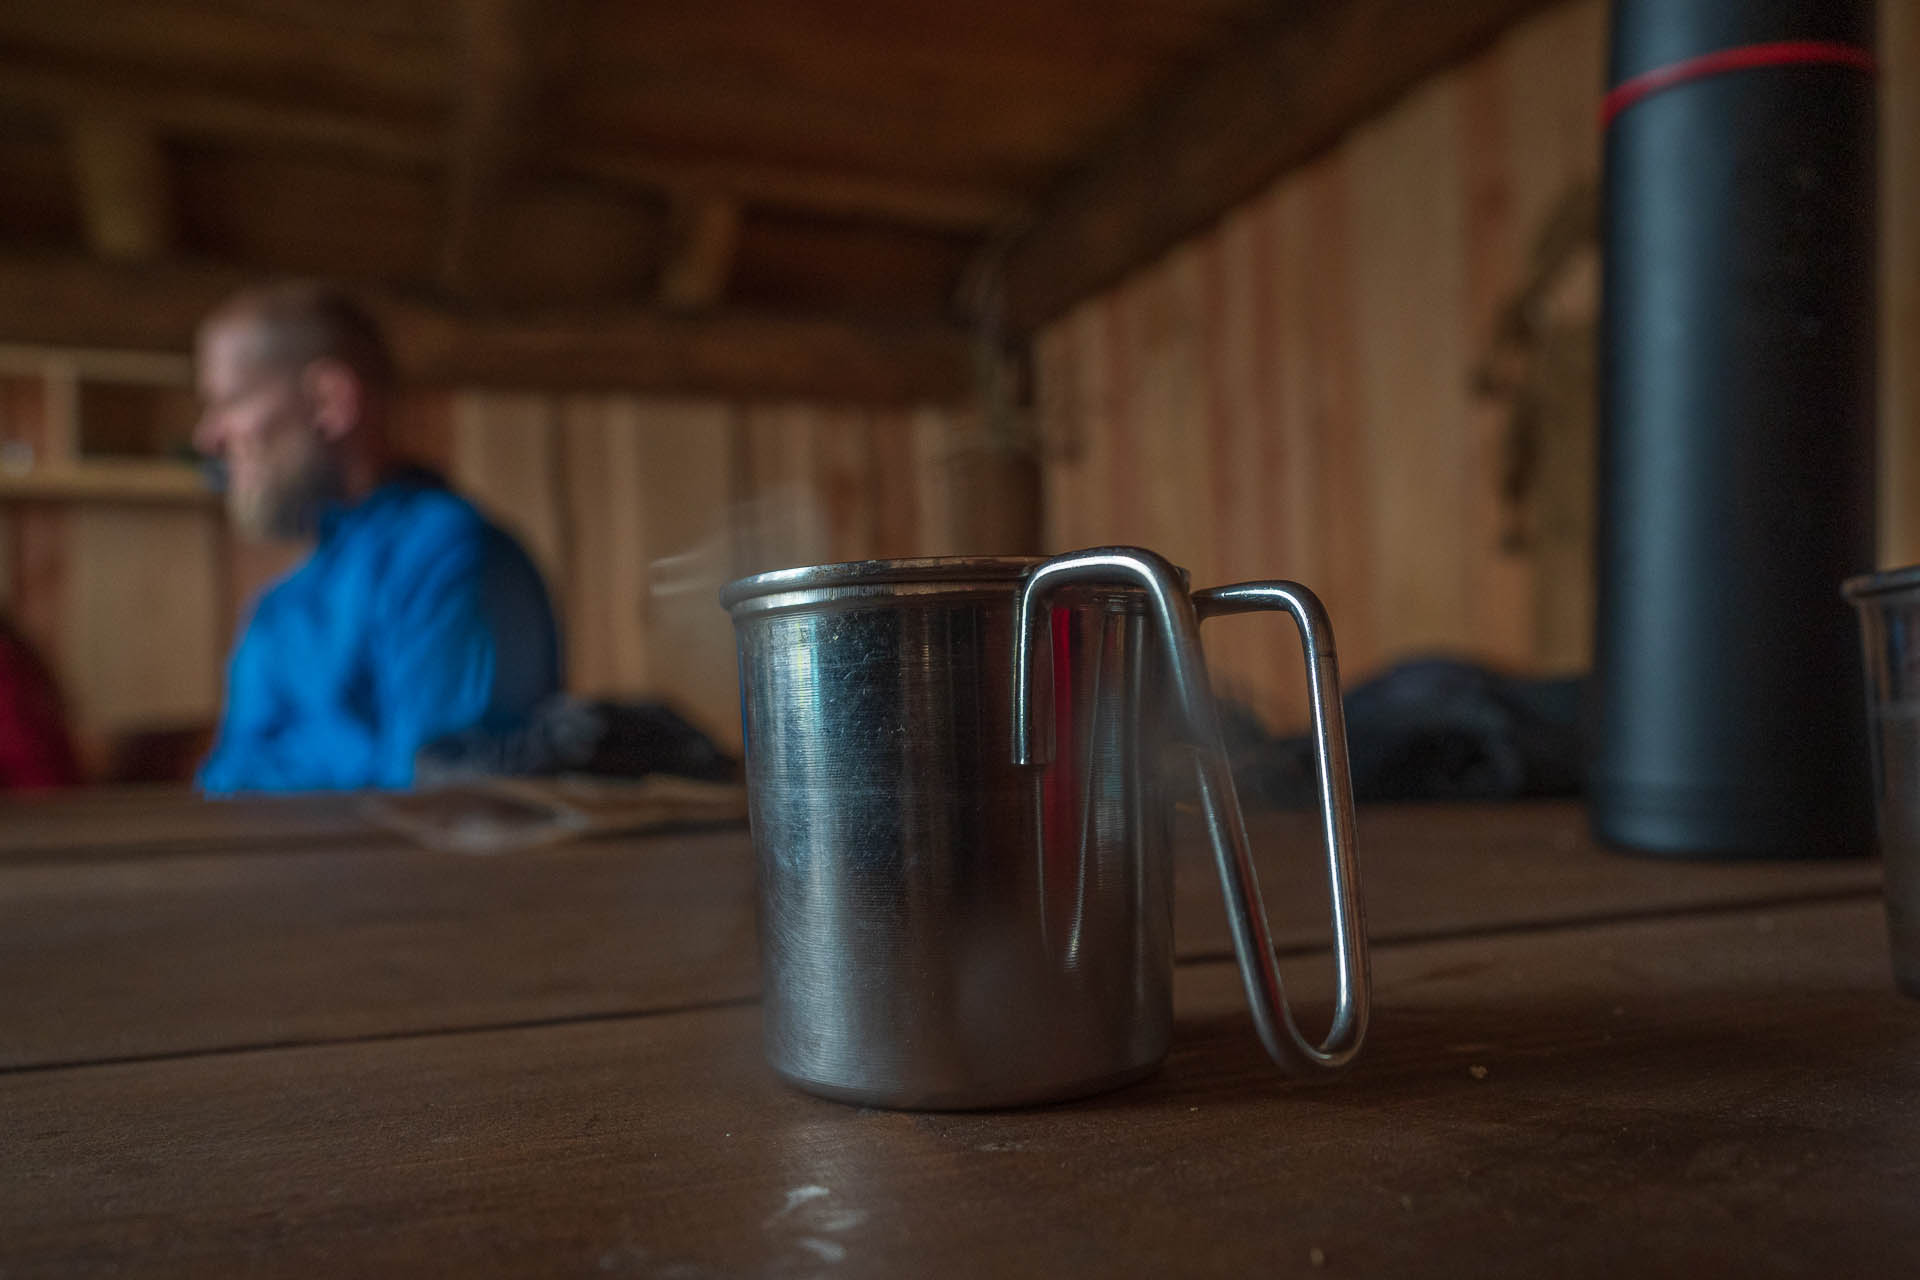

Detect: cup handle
[1192, 580, 1369, 1072]
[1013, 549, 1370, 1074]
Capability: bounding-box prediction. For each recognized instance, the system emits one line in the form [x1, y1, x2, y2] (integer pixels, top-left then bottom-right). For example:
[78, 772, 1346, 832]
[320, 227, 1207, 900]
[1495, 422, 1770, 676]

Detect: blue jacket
[199, 474, 561, 793]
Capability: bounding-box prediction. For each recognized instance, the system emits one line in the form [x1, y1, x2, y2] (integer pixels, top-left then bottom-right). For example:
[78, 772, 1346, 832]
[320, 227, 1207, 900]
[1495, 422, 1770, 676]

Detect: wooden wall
[435, 393, 970, 751]
[1883, 0, 1920, 573]
[1036, 0, 1920, 732]
[0, 384, 971, 765]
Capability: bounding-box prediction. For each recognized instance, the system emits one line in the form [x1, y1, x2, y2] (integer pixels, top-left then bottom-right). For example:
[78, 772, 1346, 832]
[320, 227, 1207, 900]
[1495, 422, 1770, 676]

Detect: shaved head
[202, 282, 396, 391]
[194, 283, 395, 542]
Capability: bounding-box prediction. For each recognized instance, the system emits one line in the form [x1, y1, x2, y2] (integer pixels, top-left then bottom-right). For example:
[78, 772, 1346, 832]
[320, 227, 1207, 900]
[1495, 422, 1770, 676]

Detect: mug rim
[1842, 563, 1920, 602]
[719, 555, 1046, 612]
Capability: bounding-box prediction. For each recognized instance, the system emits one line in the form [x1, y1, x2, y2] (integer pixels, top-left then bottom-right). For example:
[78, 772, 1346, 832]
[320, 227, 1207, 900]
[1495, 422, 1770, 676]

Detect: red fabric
[1602, 40, 1877, 129]
[0, 618, 81, 790]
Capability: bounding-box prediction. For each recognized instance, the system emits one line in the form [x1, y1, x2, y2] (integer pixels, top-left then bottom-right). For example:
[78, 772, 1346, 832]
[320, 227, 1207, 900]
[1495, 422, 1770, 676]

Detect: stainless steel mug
[1844, 565, 1920, 996]
[721, 547, 1369, 1108]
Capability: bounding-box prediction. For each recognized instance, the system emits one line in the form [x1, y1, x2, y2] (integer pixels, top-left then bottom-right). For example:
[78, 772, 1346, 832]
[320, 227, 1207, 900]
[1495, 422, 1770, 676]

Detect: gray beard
[229, 447, 347, 542]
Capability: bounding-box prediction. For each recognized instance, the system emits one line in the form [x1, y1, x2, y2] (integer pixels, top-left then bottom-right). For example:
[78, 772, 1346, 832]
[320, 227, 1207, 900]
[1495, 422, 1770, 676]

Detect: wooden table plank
[0, 804, 1881, 1070]
[1177, 802, 1883, 958]
[0, 825, 761, 1071]
[0, 778, 744, 860]
[0, 788, 373, 858]
[5, 899, 1914, 1278]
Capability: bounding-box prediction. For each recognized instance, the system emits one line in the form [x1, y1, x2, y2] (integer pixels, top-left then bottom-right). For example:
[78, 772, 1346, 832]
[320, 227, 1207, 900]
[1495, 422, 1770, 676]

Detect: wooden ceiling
[0, 0, 1553, 399]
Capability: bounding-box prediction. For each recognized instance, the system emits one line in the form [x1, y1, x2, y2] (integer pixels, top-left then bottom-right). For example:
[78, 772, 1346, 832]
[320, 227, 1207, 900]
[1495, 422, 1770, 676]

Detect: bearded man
[193, 283, 560, 792]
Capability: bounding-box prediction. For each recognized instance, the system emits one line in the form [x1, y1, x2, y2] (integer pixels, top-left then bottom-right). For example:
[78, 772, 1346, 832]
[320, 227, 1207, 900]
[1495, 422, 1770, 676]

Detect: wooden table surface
[3, 792, 1914, 1277]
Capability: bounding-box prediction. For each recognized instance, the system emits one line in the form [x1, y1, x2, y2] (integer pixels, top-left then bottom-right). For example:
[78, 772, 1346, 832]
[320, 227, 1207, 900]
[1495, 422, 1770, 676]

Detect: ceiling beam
[0, 255, 973, 403]
[657, 192, 741, 311]
[440, 0, 545, 292]
[437, 305, 969, 403]
[996, 0, 1562, 332]
[0, 63, 434, 166]
[0, 62, 1017, 233]
[563, 148, 1015, 234]
[68, 112, 173, 262]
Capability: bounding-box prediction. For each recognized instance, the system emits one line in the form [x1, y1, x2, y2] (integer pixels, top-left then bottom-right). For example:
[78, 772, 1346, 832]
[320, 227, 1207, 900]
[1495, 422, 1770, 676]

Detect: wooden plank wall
[438, 394, 970, 751]
[0, 370, 235, 768]
[0, 386, 971, 762]
[1037, 0, 1920, 732]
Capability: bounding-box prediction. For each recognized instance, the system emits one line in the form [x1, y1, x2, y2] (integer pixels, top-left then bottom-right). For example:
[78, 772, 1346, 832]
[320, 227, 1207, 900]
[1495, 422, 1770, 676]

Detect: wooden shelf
[0, 343, 191, 386]
[0, 462, 214, 504]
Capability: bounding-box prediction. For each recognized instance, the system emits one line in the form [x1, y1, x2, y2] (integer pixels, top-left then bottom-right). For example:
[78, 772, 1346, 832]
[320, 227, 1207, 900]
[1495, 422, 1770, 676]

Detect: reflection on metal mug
[721, 547, 1370, 1108]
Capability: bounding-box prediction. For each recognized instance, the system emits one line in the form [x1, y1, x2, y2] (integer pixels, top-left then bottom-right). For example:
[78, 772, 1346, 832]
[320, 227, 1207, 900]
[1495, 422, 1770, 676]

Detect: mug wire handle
[1013, 548, 1370, 1074]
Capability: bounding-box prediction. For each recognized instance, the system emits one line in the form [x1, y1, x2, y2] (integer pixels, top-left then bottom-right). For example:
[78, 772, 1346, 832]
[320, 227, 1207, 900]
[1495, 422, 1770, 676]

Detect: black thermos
[1593, 0, 1878, 857]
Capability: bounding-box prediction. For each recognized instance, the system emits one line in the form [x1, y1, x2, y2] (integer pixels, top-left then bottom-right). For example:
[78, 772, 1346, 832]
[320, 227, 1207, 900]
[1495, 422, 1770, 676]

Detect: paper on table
[362, 776, 747, 855]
